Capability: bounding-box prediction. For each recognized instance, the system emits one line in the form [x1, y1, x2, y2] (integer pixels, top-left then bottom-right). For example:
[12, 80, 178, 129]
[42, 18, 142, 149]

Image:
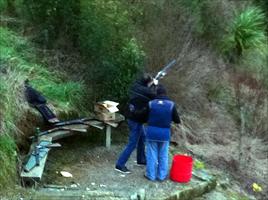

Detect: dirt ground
[39, 130, 208, 199]
[17, 124, 259, 200]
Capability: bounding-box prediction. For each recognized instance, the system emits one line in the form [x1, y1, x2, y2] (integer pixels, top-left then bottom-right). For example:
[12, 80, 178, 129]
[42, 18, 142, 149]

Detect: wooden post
[105, 125, 111, 149]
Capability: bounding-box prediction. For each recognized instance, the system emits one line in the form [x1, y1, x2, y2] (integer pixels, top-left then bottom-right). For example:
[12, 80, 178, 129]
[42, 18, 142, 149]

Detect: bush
[80, 0, 144, 102]
[222, 6, 267, 60]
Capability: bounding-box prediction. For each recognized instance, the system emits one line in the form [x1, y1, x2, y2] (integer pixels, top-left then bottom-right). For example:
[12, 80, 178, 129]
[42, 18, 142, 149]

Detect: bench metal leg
[105, 125, 111, 149]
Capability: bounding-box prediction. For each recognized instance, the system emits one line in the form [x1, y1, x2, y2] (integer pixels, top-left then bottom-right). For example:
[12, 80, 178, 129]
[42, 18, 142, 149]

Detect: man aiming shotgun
[115, 59, 177, 174]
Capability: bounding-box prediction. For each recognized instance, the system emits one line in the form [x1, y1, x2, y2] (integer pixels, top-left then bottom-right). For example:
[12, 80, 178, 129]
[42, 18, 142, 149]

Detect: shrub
[80, 0, 144, 102]
[22, 0, 80, 46]
[222, 6, 267, 60]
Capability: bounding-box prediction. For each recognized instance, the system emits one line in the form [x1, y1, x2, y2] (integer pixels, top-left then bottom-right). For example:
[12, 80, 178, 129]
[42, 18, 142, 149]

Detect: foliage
[31, 80, 84, 109]
[194, 160, 205, 170]
[255, 0, 268, 18]
[22, 0, 80, 45]
[0, 0, 7, 12]
[0, 27, 84, 112]
[80, 0, 144, 102]
[222, 6, 267, 60]
[1, 0, 145, 103]
[0, 135, 16, 189]
[179, 0, 230, 42]
[179, 0, 209, 35]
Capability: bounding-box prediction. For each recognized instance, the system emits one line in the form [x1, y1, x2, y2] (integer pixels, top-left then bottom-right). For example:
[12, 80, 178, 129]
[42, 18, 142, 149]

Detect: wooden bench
[20, 115, 124, 185]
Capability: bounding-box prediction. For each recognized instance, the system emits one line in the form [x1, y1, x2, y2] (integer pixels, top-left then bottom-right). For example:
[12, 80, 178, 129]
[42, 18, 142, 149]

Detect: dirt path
[40, 133, 212, 199]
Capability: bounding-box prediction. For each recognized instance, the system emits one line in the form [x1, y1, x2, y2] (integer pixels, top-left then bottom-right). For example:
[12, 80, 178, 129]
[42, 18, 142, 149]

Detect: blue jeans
[146, 141, 169, 181]
[116, 120, 146, 168]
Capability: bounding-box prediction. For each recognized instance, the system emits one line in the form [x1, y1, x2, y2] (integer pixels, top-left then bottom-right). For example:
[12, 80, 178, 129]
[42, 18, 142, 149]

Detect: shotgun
[149, 59, 177, 86]
[154, 59, 176, 81]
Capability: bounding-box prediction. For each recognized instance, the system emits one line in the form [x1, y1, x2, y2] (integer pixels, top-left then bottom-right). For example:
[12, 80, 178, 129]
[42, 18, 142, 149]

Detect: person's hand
[153, 78, 158, 85]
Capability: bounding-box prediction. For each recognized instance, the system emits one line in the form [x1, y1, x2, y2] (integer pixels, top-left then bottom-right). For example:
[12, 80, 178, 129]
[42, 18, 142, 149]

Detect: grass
[0, 26, 85, 189]
[0, 135, 16, 190]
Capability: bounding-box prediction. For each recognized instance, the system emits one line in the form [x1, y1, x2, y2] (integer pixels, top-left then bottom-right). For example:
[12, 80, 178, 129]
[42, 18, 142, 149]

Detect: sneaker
[115, 165, 131, 174]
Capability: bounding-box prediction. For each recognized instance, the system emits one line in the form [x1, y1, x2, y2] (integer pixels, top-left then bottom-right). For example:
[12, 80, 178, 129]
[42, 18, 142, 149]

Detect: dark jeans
[116, 120, 146, 167]
[35, 104, 57, 122]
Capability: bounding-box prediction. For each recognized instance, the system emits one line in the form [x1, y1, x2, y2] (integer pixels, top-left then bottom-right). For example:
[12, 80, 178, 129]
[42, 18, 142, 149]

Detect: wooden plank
[21, 137, 52, 183]
[23, 141, 51, 172]
[105, 121, 118, 128]
[21, 151, 49, 182]
[48, 130, 73, 141]
[84, 120, 105, 129]
[44, 124, 88, 141]
[60, 124, 89, 130]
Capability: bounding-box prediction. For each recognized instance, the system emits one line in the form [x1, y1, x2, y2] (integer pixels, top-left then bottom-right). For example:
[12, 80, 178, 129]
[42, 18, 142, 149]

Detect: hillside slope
[128, 1, 268, 198]
[0, 25, 86, 190]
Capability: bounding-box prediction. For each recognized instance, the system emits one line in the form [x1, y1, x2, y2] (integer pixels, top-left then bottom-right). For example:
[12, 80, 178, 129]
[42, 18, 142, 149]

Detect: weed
[194, 160, 205, 170]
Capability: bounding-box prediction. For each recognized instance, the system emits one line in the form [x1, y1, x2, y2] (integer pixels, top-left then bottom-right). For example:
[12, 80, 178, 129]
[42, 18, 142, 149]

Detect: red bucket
[170, 154, 193, 183]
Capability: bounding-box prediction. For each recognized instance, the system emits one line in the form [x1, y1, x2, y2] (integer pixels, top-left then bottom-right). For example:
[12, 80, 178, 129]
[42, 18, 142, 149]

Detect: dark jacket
[25, 85, 47, 105]
[146, 95, 180, 141]
[124, 79, 156, 123]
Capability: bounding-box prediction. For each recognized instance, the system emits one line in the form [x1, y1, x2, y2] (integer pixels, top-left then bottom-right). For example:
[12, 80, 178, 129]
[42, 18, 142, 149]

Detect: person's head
[140, 73, 153, 86]
[156, 84, 167, 96]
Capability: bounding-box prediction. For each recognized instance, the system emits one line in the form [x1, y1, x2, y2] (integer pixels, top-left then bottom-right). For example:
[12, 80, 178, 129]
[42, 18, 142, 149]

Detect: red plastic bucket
[170, 154, 193, 183]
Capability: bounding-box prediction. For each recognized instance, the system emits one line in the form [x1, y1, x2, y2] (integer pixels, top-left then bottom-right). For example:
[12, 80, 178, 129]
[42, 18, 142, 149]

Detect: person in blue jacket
[145, 85, 180, 181]
[115, 74, 156, 173]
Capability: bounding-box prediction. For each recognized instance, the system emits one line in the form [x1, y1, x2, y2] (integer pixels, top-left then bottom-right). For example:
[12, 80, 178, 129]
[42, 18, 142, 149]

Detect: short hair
[156, 85, 167, 95]
[141, 73, 153, 85]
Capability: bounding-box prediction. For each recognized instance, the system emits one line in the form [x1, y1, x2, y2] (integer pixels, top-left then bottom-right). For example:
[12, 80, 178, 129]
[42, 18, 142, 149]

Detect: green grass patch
[0, 28, 83, 113]
[0, 135, 16, 189]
